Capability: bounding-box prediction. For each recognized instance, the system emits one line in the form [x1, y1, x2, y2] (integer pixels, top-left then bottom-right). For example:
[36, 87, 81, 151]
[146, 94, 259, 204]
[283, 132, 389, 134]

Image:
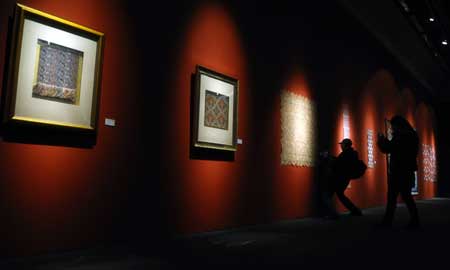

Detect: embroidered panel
[33, 39, 83, 104]
[280, 90, 316, 167]
[204, 90, 229, 130]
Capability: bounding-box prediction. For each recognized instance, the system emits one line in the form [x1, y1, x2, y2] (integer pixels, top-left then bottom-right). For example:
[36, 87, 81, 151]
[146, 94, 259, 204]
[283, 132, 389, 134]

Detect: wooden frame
[3, 4, 104, 132]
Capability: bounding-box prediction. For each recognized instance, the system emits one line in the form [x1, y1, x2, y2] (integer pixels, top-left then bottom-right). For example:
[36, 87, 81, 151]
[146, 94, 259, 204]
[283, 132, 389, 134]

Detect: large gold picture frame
[3, 4, 104, 132]
[193, 66, 238, 151]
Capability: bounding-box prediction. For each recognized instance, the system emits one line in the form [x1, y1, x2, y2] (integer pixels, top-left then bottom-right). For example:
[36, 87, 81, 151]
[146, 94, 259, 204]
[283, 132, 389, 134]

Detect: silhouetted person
[331, 138, 363, 216]
[320, 139, 363, 219]
[377, 115, 420, 229]
[318, 150, 339, 219]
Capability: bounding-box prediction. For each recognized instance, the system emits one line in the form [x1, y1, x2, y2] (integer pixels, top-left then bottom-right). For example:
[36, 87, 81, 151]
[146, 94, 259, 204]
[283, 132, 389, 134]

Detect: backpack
[349, 159, 367, 179]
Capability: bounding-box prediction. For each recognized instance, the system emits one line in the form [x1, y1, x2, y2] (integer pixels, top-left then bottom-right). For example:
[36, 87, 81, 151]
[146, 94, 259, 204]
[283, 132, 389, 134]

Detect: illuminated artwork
[280, 90, 316, 167]
[33, 39, 83, 105]
[193, 65, 238, 151]
[367, 129, 375, 168]
[204, 90, 229, 130]
[3, 4, 104, 131]
[423, 144, 437, 182]
[343, 109, 350, 139]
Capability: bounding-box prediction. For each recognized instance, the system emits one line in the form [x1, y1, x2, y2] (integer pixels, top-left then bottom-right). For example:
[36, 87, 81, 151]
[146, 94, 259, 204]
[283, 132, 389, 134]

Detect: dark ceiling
[397, 0, 450, 74]
[338, 0, 450, 102]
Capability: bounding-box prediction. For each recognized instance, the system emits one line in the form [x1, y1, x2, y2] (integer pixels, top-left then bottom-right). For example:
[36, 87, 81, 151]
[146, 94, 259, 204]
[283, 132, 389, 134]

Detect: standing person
[377, 115, 420, 229]
[331, 138, 363, 216]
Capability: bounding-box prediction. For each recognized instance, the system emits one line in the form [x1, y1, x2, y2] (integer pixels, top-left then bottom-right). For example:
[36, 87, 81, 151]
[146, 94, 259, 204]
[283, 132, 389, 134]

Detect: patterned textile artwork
[280, 90, 316, 167]
[386, 120, 393, 140]
[423, 144, 437, 182]
[204, 90, 229, 130]
[33, 39, 83, 105]
[367, 129, 375, 168]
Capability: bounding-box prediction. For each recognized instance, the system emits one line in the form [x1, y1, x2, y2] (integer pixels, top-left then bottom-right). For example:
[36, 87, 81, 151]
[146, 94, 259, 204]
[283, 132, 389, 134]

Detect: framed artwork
[193, 65, 238, 151]
[3, 4, 104, 132]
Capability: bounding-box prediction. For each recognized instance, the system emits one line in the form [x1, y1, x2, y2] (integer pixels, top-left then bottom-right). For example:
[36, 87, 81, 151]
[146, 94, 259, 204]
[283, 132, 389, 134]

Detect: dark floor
[2, 198, 450, 269]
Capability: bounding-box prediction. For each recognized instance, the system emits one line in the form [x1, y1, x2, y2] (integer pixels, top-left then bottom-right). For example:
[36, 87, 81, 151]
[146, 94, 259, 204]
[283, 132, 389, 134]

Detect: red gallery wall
[163, 2, 319, 234]
[165, 3, 250, 233]
[0, 0, 143, 256]
[273, 69, 315, 220]
[332, 69, 401, 212]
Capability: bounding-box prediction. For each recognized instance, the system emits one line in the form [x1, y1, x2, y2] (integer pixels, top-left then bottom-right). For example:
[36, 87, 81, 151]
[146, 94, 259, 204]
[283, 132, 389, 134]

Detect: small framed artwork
[3, 4, 104, 132]
[193, 65, 238, 151]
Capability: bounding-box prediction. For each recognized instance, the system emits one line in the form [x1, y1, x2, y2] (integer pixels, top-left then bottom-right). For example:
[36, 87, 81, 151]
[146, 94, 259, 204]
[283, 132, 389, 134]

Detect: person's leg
[335, 179, 362, 215]
[382, 181, 399, 225]
[321, 191, 339, 218]
[399, 184, 420, 227]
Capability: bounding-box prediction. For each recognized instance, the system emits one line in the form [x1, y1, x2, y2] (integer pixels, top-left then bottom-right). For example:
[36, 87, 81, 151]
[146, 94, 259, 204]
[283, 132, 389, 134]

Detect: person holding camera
[319, 139, 363, 219]
[377, 115, 420, 229]
[332, 138, 363, 216]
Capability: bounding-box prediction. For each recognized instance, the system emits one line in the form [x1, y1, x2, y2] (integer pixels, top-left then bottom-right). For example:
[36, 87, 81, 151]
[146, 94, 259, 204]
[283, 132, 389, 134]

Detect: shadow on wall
[0, 124, 97, 148]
